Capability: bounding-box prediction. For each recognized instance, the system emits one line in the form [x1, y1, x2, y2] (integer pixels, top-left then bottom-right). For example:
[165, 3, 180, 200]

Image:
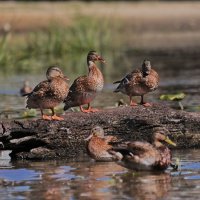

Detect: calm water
[0, 54, 200, 199]
[1, 54, 200, 118]
[0, 150, 199, 200]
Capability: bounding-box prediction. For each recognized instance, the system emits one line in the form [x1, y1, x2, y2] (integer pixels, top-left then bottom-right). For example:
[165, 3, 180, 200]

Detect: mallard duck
[85, 126, 123, 161]
[115, 128, 176, 171]
[113, 60, 159, 107]
[24, 66, 69, 120]
[20, 80, 33, 96]
[64, 51, 105, 113]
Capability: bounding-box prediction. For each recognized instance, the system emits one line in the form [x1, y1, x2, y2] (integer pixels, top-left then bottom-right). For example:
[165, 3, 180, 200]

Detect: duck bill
[165, 137, 176, 146]
[97, 56, 106, 63]
[84, 134, 93, 141]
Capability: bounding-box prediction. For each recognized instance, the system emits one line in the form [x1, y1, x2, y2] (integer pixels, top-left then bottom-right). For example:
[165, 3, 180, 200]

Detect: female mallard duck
[113, 60, 159, 107]
[85, 126, 123, 161]
[115, 128, 176, 171]
[20, 80, 33, 96]
[64, 51, 105, 113]
[24, 66, 69, 120]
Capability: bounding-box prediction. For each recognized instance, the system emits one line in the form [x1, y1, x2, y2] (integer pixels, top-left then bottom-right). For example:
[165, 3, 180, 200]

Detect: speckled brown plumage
[115, 128, 176, 171]
[85, 126, 123, 161]
[114, 60, 159, 107]
[64, 51, 105, 113]
[24, 66, 69, 120]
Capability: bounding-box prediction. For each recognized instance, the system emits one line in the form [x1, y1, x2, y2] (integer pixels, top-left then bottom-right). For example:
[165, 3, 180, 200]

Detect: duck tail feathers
[22, 92, 32, 97]
[63, 99, 74, 111]
[113, 80, 121, 84]
[113, 87, 120, 93]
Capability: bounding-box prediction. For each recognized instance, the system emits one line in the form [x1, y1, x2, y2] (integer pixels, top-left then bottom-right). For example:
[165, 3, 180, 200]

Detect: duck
[113, 60, 159, 107]
[115, 128, 177, 171]
[20, 80, 33, 96]
[64, 51, 105, 113]
[23, 66, 69, 120]
[85, 126, 123, 161]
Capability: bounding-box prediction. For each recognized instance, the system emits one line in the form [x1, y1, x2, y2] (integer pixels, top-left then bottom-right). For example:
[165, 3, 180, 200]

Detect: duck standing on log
[85, 126, 123, 161]
[23, 66, 69, 120]
[64, 51, 105, 113]
[114, 128, 177, 171]
[113, 60, 159, 107]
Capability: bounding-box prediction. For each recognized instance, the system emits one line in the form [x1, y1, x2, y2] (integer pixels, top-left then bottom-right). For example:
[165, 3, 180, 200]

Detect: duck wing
[25, 80, 54, 109]
[113, 69, 139, 84]
[113, 69, 143, 93]
[114, 141, 160, 170]
[26, 80, 51, 98]
[64, 76, 95, 109]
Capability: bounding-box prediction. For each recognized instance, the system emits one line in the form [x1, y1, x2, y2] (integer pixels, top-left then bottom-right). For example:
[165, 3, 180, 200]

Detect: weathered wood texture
[0, 104, 200, 160]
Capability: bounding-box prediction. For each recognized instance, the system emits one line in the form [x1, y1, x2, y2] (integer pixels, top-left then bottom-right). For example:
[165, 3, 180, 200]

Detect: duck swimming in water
[113, 60, 159, 107]
[115, 128, 176, 171]
[24, 66, 69, 120]
[85, 126, 123, 161]
[64, 51, 105, 113]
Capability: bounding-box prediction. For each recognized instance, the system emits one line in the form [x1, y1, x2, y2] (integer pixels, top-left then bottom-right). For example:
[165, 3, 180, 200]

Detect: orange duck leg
[80, 103, 99, 113]
[129, 96, 138, 107]
[51, 108, 64, 121]
[140, 95, 152, 107]
[41, 109, 51, 120]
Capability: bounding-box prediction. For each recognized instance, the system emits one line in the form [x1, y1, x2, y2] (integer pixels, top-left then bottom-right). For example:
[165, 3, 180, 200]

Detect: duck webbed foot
[80, 105, 99, 113]
[129, 97, 138, 107]
[51, 115, 64, 121]
[88, 108, 99, 112]
[140, 95, 152, 107]
[130, 101, 138, 107]
[142, 102, 152, 107]
[50, 108, 64, 120]
[42, 115, 52, 120]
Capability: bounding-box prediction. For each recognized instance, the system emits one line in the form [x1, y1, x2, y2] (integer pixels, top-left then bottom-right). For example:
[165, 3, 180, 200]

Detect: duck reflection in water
[112, 171, 172, 200]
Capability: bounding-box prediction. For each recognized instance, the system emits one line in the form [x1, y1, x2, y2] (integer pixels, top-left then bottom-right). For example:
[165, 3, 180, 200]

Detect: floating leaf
[159, 93, 186, 101]
[22, 109, 37, 118]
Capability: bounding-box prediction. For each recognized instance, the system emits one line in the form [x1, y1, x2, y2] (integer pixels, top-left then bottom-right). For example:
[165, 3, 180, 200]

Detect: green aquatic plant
[160, 93, 186, 110]
[0, 16, 123, 80]
[22, 109, 37, 118]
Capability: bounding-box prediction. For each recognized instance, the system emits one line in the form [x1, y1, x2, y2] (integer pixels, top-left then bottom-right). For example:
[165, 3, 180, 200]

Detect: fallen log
[0, 104, 200, 160]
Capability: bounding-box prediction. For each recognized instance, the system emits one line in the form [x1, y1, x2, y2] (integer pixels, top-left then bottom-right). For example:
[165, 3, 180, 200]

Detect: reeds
[0, 16, 123, 80]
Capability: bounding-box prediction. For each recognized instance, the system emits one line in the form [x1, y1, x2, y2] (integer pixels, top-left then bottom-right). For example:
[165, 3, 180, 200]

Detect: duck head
[152, 127, 176, 148]
[142, 60, 151, 76]
[23, 80, 30, 87]
[85, 126, 105, 141]
[46, 66, 69, 81]
[87, 51, 105, 66]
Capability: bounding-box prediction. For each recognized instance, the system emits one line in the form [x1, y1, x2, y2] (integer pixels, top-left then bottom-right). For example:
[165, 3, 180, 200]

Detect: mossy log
[0, 104, 200, 160]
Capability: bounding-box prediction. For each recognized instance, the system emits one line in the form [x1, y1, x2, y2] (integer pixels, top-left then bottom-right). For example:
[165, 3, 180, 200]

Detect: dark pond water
[0, 54, 200, 199]
[0, 150, 200, 200]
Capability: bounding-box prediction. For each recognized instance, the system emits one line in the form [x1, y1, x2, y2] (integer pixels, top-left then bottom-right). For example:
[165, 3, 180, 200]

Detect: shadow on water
[0, 150, 200, 200]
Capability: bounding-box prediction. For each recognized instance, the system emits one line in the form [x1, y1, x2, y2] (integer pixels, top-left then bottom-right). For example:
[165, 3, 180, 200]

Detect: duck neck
[153, 140, 164, 148]
[88, 61, 102, 78]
